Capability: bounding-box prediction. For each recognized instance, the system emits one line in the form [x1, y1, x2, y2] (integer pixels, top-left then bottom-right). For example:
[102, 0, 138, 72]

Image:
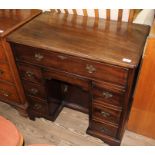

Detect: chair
[0, 116, 23, 146]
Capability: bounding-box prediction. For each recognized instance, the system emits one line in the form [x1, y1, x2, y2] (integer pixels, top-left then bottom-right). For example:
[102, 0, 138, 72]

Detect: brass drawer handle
[63, 84, 68, 93]
[0, 89, 10, 97]
[34, 53, 44, 61]
[100, 127, 108, 133]
[29, 88, 38, 95]
[102, 92, 113, 99]
[26, 71, 34, 78]
[34, 103, 42, 110]
[57, 55, 67, 60]
[101, 111, 110, 117]
[0, 70, 4, 76]
[86, 64, 96, 74]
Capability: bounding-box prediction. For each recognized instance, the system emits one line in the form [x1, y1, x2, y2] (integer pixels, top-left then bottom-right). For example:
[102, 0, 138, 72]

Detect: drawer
[43, 69, 91, 91]
[0, 81, 20, 103]
[90, 120, 118, 137]
[0, 45, 6, 62]
[92, 82, 125, 107]
[92, 101, 122, 125]
[17, 62, 43, 84]
[0, 63, 13, 83]
[27, 96, 48, 115]
[22, 80, 46, 100]
[14, 44, 128, 86]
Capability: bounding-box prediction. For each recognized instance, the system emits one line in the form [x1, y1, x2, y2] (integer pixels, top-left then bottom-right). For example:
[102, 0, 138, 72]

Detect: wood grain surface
[0, 9, 42, 115]
[7, 12, 150, 68]
[0, 9, 42, 37]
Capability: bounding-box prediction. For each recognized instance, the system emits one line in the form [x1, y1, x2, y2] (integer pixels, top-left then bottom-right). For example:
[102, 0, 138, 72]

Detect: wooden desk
[7, 12, 149, 145]
[0, 9, 42, 115]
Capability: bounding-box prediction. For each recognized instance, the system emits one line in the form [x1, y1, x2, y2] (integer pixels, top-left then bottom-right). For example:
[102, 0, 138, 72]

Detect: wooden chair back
[54, 9, 135, 23]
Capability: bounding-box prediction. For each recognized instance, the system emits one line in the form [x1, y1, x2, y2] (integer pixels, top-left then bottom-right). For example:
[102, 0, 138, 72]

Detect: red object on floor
[0, 116, 23, 146]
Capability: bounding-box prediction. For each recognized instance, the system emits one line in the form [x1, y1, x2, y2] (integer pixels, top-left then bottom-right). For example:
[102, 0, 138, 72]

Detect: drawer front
[0, 45, 6, 62]
[92, 82, 125, 107]
[17, 62, 43, 84]
[0, 81, 20, 103]
[0, 63, 13, 83]
[92, 102, 122, 125]
[27, 96, 48, 115]
[14, 44, 128, 86]
[43, 69, 91, 91]
[90, 120, 118, 137]
[22, 80, 46, 100]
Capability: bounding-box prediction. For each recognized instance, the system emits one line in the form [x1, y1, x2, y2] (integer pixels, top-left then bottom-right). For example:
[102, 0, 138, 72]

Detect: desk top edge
[7, 12, 150, 69]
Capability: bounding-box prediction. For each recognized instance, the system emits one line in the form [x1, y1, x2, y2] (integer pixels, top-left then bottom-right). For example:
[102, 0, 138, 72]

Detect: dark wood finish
[92, 101, 122, 125]
[89, 120, 118, 137]
[7, 12, 149, 145]
[7, 12, 149, 68]
[0, 10, 42, 115]
[92, 82, 125, 107]
[27, 96, 48, 116]
[17, 62, 43, 84]
[22, 80, 47, 100]
[43, 68, 91, 91]
[13, 44, 128, 86]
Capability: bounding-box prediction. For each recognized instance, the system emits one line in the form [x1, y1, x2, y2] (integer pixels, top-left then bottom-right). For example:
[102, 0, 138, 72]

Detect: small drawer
[27, 96, 48, 115]
[43, 69, 91, 91]
[17, 62, 43, 84]
[92, 101, 122, 125]
[22, 80, 46, 100]
[0, 45, 6, 62]
[0, 81, 20, 103]
[90, 120, 118, 137]
[92, 82, 125, 107]
[14, 44, 128, 86]
[0, 63, 13, 83]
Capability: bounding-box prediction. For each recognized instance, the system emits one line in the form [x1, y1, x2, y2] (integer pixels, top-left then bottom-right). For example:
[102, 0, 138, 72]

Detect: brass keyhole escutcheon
[101, 111, 110, 117]
[29, 88, 38, 95]
[34, 53, 44, 61]
[86, 64, 96, 74]
[26, 71, 34, 78]
[102, 91, 113, 99]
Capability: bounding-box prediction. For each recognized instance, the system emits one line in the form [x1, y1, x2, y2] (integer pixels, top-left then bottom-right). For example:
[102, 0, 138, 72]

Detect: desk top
[7, 12, 150, 68]
[0, 9, 41, 37]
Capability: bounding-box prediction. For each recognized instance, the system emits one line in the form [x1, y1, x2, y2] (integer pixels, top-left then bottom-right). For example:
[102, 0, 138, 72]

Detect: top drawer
[13, 44, 128, 86]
